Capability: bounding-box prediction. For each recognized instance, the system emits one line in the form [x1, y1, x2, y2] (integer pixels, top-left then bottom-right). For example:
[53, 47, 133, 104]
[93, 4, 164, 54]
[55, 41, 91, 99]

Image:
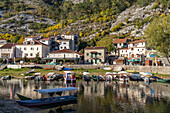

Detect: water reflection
[0, 79, 170, 113]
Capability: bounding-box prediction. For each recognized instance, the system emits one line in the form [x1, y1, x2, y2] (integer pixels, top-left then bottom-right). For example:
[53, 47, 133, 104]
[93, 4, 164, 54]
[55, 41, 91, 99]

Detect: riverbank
[0, 97, 34, 113]
[0, 68, 170, 79]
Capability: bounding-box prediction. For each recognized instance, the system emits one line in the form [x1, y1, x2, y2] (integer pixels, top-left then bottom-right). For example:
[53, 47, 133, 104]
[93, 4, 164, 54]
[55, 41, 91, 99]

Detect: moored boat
[63, 68, 74, 71]
[157, 79, 170, 83]
[16, 87, 78, 107]
[63, 71, 76, 82]
[83, 72, 91, 82]
[105, 72, 113, 81]
[103, 67, 113, 70]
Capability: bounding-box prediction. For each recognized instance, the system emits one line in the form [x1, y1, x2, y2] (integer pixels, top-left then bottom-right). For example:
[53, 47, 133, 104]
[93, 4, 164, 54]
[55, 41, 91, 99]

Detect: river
[0, 79, 170, 113]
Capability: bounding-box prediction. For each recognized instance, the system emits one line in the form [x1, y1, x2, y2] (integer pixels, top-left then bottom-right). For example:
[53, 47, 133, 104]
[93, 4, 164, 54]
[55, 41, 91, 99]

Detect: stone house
[84, 47, 108, 64]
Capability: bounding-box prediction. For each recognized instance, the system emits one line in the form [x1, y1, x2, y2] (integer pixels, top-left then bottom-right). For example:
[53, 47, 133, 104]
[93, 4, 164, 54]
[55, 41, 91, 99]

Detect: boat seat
[50, 98, 56, 101]
[41, 99, 47, 102]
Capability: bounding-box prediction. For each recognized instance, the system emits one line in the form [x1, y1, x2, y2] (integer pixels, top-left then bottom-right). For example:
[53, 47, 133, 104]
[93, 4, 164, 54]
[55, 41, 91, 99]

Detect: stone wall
[124, 65, 170, 74]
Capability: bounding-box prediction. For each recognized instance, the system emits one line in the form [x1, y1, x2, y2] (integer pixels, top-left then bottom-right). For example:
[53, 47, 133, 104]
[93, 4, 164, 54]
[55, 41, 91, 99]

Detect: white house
[24, 36, 38, 41]
[128, 40, 147, 58]
[58, 39, 72, 50]
[119, 48, 129, 57]
[60, 34, 79, 51]
[16, 40, 50, 58]
[113, 38, 128, 55]
[0, 43, 16, 58]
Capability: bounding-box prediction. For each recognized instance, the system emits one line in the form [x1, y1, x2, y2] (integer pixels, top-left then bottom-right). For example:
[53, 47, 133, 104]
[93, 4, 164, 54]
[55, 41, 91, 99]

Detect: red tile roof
[113, 38, 127, 44]
[85, 47, 106, 49]
[0, 43, 15, 49]
[129, 40, 146, 44]
[50, 49, 83, 56]
[16, 40, 48, 46]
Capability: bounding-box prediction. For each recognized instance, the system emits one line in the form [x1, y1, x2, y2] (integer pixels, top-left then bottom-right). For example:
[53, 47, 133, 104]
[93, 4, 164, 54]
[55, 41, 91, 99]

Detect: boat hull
[16, 95, 77, 107]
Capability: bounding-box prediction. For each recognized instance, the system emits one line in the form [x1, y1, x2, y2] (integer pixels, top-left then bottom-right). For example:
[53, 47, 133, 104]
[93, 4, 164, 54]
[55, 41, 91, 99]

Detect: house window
[31, 47, 34, 50]
[122, 51, 123, 53]
[63, 42, 66, 44]
[95, 53, 97, 58]
[25, 53, 28, 56]
[142, 49, 144, 51]
[24, 48, 26, 50]
[20, 48, 21, 50]
[37, 47, 39, 50]
[126, 50, 127, 52]
[64, 46, 67, 49]
[87, 59, 89, 62]
[99, 59, 102, 62]
[30, 53, 33, 56]
[91, 59, 93, 64]
[91, 53, 93, 58]
[87, 53, 89, 56]
[60, 47, 63, 49]
[99, 53, 101, 55]
[131, 48, 133, 50]
[119, 43, 121, 46]
[138, 49, 139, 51]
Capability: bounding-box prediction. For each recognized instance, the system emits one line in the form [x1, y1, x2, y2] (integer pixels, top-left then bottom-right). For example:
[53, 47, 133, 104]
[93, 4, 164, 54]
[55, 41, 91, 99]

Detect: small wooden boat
[129, 73, 143, 81]
[63, 71, 76, 82]
[105, 72, 113, 81]
[83, 72, 91, 81]
[17, 93, 32, 100]
[157, 79, 170, 83]
[16, 87, 78, 107]
[92, 75, 97, 81]
[118, 75, 129, 82]
[103, 67, 113, 70]
[1, 75, 11, 80]
[98, 75, 105, 81]
[63, 68, 74, 71]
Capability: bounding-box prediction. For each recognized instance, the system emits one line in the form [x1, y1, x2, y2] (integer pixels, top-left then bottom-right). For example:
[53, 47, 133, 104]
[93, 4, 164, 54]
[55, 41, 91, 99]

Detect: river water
[0, 79, 170, 113]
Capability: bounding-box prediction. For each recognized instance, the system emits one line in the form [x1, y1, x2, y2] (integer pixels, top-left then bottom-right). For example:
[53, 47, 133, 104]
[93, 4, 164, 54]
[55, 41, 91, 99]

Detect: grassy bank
[0, 68, 169, 78]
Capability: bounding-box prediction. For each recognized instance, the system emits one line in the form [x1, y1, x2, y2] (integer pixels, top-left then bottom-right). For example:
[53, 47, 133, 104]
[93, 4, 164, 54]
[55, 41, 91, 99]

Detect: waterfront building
[39, 38, 58, 51]
[84, 47, 108, 64]
[45, 49, 83, 64]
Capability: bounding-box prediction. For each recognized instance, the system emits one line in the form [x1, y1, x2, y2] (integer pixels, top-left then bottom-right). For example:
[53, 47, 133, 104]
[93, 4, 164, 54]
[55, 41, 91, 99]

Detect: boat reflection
[0, 79, 170, 113]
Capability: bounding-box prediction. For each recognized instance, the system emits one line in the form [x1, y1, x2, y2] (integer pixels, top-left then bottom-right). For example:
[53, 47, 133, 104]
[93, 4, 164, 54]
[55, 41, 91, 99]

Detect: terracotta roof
[113, 38, 127, 44]
[25, 36, 38, 38]
[50, 49, 83, 56]
[0, 43, 15, 49]
[113, 59, 124, 61]
[16, 40, 48, 46]
[85, 47, 106, 49]
[40, 38, 51, 40]
[130, 40, 146, 44]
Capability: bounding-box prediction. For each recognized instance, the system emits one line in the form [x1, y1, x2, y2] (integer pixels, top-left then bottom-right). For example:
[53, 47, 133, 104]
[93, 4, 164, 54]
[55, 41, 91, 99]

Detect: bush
[152, 3, 159, 9]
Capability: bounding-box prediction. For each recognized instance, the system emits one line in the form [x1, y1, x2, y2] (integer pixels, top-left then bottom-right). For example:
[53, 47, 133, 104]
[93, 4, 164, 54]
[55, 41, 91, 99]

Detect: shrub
[152, 3, 159, 9]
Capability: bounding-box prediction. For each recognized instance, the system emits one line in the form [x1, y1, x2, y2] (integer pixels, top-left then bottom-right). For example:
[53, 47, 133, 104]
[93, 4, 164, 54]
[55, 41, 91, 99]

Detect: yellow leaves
[0, 33, 15, 41]
[100, 11, 104, 16]
[18, 36, 24, 43]
[96, 33, 100, 37]
[101, 31, 106, 36]
[79, 32, 83, 37]
[44, 23, 62, 32]
[160, 13, 165, 18]
[67, 31, 70, 34]
[68, 19, 73, 24]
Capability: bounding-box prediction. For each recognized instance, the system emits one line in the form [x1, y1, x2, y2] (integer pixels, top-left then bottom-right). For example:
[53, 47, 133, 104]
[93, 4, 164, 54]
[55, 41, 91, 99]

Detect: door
[132, 54, 134, 58]
[95, 59, 97, 64]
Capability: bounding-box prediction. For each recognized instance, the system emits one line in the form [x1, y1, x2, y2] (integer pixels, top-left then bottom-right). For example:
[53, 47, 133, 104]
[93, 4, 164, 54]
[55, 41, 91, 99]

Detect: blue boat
[16, 87, 78, 107]
[63, 68, 74, 71]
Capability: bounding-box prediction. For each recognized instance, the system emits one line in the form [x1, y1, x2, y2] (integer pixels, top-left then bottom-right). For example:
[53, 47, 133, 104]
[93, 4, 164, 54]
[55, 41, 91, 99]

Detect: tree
[34, 53, 41, 63]
[23, 56, 28, 62]
[144, 14, 170, 64]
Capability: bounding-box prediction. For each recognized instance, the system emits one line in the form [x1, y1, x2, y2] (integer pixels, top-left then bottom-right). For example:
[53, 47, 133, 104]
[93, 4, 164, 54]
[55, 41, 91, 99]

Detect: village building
[0, 43, 16, 58]
[0, 39, 7, 47]
[113, 38, 128, 56]
[84, 47, 108, 64]
[46, 49, 83, 64]
[56, 34, 79, 51]
[39, 38, 58, 51]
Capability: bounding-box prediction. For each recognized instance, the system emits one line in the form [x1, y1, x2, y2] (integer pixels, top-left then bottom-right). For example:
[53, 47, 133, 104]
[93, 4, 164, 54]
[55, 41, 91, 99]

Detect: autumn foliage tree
[144, 14, 170, 64]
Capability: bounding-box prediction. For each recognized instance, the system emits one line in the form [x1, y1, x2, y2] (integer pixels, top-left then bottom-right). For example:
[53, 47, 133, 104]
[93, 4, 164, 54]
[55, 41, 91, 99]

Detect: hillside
[0, 0, 169, 51]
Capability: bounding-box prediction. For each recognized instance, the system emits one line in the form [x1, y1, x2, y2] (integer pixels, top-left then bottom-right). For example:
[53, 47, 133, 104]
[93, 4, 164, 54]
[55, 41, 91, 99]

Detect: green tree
[34, 53, 41, 63]
[144, 14, 170, 64]
[23, 56, 28, 62]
